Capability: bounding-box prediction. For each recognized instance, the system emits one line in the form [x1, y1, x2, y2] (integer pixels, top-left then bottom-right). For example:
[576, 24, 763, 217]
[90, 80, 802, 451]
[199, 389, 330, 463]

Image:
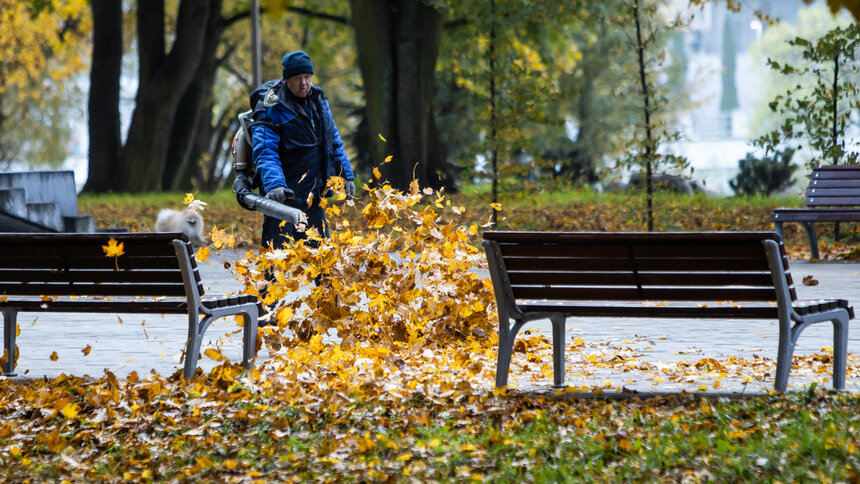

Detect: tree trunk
[118, 0, 210, 192]
[84, 0, 123, 193]
[163, 0, 224, 191]
[350, 0, 453, 191]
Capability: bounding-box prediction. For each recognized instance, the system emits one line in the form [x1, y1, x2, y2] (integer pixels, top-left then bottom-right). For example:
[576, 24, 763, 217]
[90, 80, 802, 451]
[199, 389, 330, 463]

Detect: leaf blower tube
[231, 112, 307, 226]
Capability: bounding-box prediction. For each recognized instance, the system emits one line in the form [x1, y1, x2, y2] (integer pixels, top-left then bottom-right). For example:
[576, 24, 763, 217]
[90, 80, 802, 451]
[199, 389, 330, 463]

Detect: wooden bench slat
[510, 286, 778, 302]
[0, 255, 182, 270]
[808, 179, 860, 188]
[807, 196, 860, 206]
[0, 282, 187, 297]
[807, 188, 860, 197]
[483, 231, 780, 244]
[518, 302, 779, 319]
[0, 299, 191, 313]
[502, 256, 773, 272]
[0, 269, 188, 284]
[811, 170, 860, 180]
[507, 271, 775, 287]
[497, 242, 768, 259]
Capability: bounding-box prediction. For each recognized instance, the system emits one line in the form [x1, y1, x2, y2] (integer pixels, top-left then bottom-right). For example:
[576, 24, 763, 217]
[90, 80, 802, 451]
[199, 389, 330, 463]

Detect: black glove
[345, 180, 356, 198]
[265, 187, 294, 202]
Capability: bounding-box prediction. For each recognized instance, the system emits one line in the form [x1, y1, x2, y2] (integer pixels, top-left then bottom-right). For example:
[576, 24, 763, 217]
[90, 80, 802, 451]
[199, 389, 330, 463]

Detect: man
[250, 50, 355, 251]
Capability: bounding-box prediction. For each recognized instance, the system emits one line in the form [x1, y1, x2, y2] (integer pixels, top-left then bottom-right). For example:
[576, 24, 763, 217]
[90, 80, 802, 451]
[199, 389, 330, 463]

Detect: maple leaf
[101, 238, 124, 257]
[196, 246, 211, 262]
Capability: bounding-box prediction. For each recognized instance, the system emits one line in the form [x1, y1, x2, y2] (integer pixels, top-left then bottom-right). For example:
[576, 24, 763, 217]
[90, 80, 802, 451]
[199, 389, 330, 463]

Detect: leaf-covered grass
[80, 185, 859, 259]
[1, 371, 858, 481]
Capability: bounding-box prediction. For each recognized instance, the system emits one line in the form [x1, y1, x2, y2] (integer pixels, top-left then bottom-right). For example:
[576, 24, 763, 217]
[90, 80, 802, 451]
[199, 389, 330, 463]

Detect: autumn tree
[617, 0, 688, 231]
[754, 23, 860, 168]
[0, 0, 90, 168]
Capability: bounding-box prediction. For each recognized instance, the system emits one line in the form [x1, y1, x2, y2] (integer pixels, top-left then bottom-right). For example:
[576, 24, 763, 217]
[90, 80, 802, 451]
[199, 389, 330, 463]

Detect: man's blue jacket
[250, 81, 353, 203]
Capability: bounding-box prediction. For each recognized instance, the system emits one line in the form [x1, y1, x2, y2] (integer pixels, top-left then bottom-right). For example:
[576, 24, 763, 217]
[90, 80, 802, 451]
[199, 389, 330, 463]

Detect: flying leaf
[50, 351, 58, 361]
[384, 155, 393, 163]
[81, 345, 91, 356]
[196, 246, 211, 262]
[378, 133, 387, 142]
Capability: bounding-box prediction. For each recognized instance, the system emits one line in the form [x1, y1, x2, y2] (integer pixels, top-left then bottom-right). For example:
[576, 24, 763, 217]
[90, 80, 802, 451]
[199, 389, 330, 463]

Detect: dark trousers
[261, 203, 328, 250]
[259, 202, 328, 305]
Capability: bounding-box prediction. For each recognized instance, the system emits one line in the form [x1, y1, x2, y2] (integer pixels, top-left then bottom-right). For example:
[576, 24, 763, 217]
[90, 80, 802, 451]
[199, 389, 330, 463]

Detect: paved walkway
[5, 250, 859, 393]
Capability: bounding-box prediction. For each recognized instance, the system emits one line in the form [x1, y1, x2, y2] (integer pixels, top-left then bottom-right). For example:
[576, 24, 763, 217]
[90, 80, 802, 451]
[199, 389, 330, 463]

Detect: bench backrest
[806, 164, 860, 207]
[0, 232, 202, 298]
[482, 231, 795, 307]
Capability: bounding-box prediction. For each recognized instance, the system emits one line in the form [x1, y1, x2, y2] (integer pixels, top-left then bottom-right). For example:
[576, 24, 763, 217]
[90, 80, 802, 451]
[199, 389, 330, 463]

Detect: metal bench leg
[550, 315, 566, 388]
[832, 313, 850, 391]
[2, 309, 17, 377]
[241, 307, 259, 369]
[183, 313, 207, 379]
[801, 222, 819, 260]
[495, 315, 525, 388]
[774, 319, 795, 392]
[774, 221, 784, 240]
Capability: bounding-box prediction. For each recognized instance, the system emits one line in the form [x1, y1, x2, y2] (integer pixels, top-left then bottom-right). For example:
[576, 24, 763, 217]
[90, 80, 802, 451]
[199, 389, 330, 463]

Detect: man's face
[286, 73, 313, 98]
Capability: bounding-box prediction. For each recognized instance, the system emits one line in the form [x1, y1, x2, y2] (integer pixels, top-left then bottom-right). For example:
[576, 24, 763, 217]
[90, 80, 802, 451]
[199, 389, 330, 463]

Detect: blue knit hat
[281, 51, 314, 79]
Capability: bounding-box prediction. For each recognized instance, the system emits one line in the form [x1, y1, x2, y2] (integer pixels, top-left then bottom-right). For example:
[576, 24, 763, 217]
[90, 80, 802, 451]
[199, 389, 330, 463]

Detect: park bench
[773, 164, 860, 259]
[482, 231, 854, 392]
[0, 232, 258, 379]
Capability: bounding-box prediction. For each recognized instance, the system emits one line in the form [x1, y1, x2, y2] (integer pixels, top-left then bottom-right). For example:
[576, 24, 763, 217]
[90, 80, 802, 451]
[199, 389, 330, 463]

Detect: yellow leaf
[384, 154, 393, 163]
[101, 238, 125, 258]
[50, 351, 58, 361]
[183, 193, 195, 204]
[373, 167, 382, 179]
[204, 348, 226, 362]
[223, 460, 239, 470]
[81, 344, 91, 356]
[196, 246, 211, 262]
[378, 133, 387, 142]
[491, 203, 502, 211]
[61, 403, 79, 419]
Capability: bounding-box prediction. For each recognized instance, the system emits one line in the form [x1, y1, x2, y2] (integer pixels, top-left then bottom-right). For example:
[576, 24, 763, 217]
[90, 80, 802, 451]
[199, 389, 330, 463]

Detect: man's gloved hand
[344, 180, 356, 199]
[265, 187, 294, 202]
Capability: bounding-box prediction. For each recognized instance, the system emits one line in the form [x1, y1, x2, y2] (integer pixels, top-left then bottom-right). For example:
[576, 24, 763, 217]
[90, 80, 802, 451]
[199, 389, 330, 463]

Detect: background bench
[0, 232, 258, 379]
[773, 164, 860, 259]
[483, 231, 854, 392]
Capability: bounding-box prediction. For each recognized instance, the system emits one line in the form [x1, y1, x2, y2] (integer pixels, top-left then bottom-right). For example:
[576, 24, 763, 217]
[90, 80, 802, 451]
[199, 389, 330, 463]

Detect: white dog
[155, 208, 205, 244]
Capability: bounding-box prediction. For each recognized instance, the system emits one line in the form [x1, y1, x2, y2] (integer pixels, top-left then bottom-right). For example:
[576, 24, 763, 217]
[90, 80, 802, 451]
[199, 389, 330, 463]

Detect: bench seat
[483, 231, 853, 392]
[0, 232, 259, 379]
[773, 164, 860, 259]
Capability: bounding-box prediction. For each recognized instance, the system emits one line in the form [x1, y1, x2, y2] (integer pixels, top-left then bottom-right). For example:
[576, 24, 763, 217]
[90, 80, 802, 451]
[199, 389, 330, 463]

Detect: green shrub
[729, 148, 798, 196]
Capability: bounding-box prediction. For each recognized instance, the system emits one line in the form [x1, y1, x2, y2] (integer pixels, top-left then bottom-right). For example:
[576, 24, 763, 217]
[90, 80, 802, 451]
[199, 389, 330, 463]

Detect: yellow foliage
[232, 175, 497, 350]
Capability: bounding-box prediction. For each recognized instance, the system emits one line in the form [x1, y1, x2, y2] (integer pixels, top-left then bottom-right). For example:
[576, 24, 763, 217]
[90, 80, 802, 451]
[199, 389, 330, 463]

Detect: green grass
[77, 185, 855, 256]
